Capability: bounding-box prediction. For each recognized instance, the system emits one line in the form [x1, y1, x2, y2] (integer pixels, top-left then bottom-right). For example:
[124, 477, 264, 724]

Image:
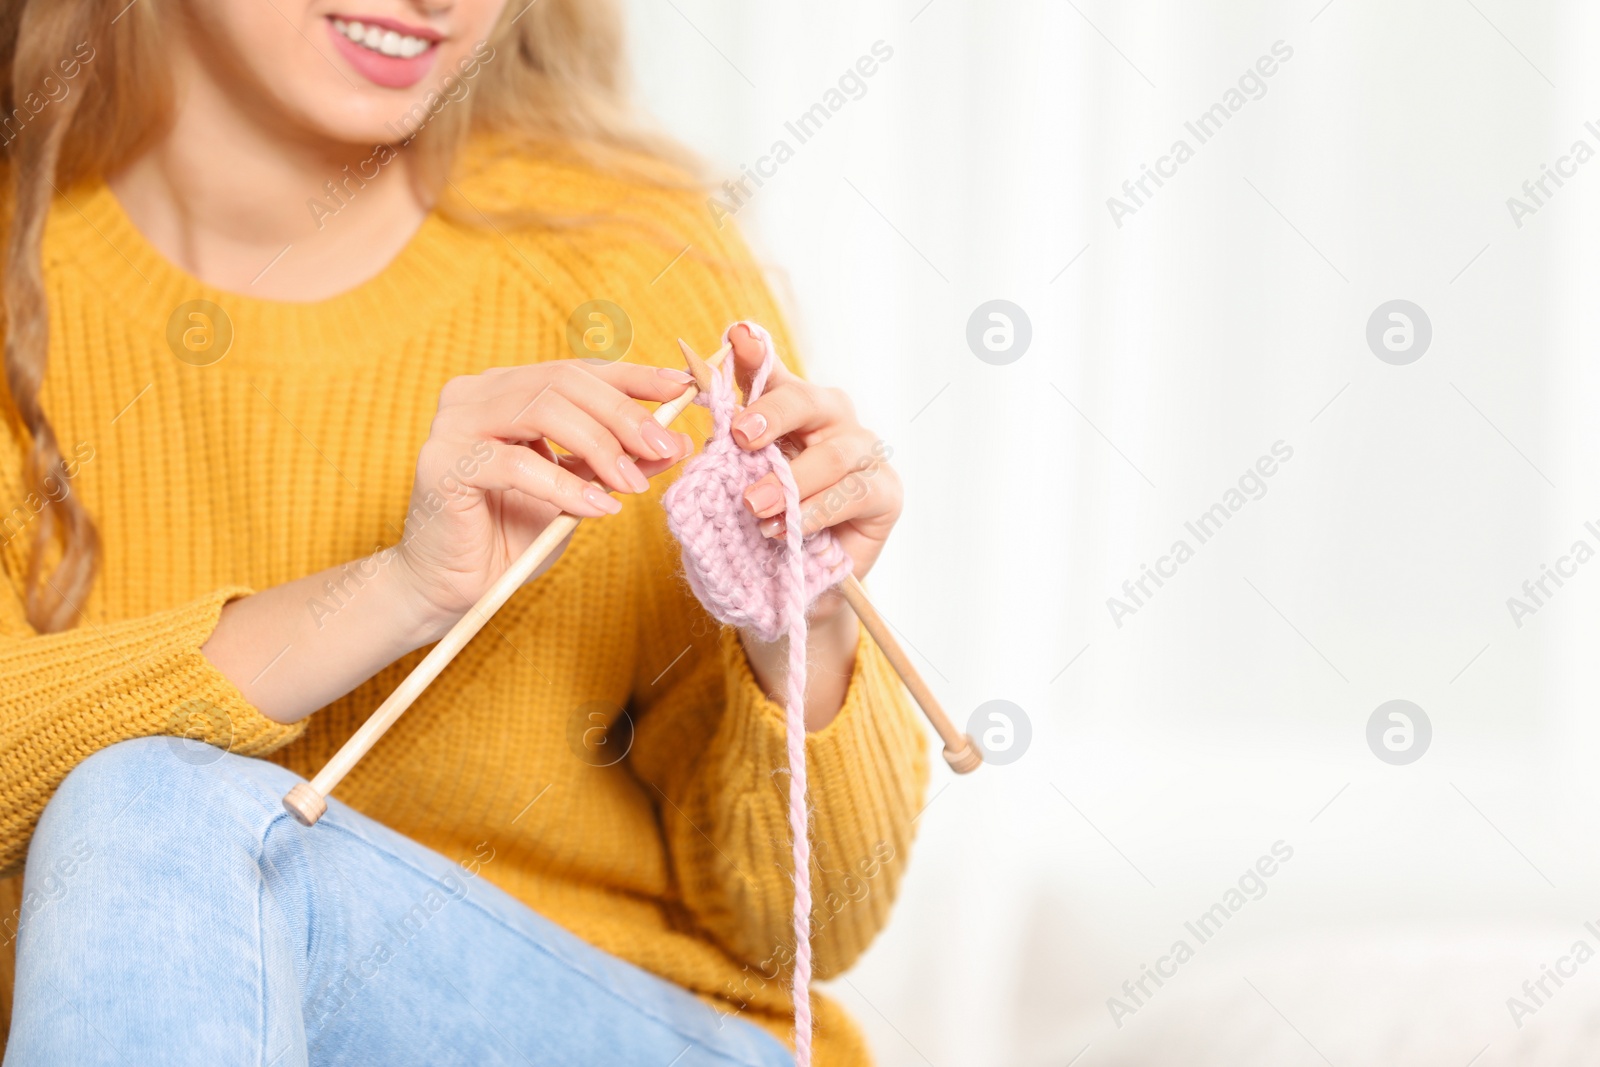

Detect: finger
[546, 363, 688, 462]
[635, 453, 683, 480]
[653, 432, 696, 477]
[731, 379, 850, 451]
[460, 363, 691, 399]
[580, 360, 698, 402]
[456, 361, 694, 407]
[468, 441, 621, 517]
[797, 469, 899, 536]
[489, 391, 650, 496]
[727, 324, 796, 395]
[742, 431, 881, 519]
[758, 470, 902, 543]
[557, 431, 692, 485]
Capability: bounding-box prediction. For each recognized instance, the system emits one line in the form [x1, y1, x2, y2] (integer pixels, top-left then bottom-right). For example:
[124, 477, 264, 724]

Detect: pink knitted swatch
[662, 321, 852, 1065]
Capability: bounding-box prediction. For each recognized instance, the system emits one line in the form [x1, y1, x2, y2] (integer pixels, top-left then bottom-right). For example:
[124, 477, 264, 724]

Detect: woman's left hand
[727, 325, 901, 623]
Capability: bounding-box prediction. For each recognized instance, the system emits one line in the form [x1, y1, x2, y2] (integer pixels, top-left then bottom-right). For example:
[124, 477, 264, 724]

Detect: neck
[108, 54, 428, 302]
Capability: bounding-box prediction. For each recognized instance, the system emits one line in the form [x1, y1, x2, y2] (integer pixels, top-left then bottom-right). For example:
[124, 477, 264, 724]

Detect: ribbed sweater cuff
[0, 586, 306, 872]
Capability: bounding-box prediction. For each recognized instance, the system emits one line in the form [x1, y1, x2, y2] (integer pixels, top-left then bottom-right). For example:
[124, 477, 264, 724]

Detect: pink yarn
[662, 321, 852, 1065]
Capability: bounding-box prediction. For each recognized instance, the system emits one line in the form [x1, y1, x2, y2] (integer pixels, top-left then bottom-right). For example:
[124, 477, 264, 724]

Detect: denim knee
[35, 736, 295, 871]
[10, 740, 319, 1067]
[52, 735, 181, 803]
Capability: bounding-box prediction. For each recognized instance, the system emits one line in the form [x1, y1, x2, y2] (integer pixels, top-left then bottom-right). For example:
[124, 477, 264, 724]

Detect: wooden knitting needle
[837, 577, 981, 773]
[282, 343, 734, 827]
[676, 339, 982, 775]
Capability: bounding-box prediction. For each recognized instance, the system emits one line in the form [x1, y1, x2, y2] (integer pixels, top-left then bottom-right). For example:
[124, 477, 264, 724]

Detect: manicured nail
[618, 455, 650, 493]
[744, 482, 783, 518]
[759, 516, 784, 539]
[640, 421, 675, 459]
[657, 367, 694, 384]
[732, 412, 766, 448]
[677, 432, 694, 456]
[585, 487, 622, 514]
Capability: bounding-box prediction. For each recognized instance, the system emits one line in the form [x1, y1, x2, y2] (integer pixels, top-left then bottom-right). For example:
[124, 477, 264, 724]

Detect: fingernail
[732, 412, 766, 448]
[744, 482, 783, 518]
[585, 487, 622, 514]
[658, 367, 694, 384]
[677, 432, 694, 456]
[619, 455, 650, 493]
[641, 421, 675, 459]
[759, 516, 784, 539]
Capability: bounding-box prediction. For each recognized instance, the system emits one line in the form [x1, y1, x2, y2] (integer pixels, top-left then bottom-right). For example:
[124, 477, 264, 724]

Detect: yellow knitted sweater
[0, 145, 928, 1063]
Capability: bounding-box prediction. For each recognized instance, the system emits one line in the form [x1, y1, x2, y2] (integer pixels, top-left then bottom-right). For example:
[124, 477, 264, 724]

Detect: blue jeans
[4, 738, 792, 1067]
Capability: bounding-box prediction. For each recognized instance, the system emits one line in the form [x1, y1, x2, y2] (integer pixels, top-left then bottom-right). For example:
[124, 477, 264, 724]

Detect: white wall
[623, 2, 1600, 1063]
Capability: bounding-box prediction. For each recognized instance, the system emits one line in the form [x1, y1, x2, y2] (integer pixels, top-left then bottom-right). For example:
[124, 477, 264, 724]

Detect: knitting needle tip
[677, 338, 716, 393]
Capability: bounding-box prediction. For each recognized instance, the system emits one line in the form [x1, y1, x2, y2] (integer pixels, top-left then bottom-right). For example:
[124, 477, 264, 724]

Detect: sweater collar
[45, 181, 491, 371]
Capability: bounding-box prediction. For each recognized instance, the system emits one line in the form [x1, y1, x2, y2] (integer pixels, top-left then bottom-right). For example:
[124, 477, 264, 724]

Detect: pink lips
[326, 15, 440, 89]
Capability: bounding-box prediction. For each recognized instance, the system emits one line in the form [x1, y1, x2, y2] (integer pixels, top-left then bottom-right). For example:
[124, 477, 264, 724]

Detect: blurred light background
[622, 1, 1598, 1063]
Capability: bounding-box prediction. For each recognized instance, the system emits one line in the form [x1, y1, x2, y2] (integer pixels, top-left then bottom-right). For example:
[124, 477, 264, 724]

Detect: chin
[192, 0, 505, 149]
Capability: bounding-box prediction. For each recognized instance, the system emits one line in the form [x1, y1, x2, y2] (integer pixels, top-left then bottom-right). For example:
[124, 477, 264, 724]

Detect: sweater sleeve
[0, 582, 306, 875]
[627, 536, 929, 983]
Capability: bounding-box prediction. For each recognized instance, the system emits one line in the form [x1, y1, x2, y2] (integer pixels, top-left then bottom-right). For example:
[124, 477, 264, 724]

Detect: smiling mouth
[330, 16, 438, 59]
[325, 14, 442, 89]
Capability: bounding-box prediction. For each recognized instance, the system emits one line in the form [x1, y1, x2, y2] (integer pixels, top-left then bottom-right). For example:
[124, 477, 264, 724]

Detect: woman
[0, 1, 926, 1064]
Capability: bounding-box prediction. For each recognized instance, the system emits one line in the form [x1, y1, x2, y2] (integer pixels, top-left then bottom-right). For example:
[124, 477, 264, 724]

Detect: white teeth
[331, 17, 431, 59]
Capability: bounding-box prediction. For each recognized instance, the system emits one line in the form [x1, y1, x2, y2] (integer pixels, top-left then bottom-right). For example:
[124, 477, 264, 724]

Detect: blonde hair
[0, 0, 684, 632]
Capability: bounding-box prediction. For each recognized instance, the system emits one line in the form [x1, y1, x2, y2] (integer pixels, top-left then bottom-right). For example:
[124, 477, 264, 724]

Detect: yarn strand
[775, 441, 814, 1064]
[661, 322, 852, 1066]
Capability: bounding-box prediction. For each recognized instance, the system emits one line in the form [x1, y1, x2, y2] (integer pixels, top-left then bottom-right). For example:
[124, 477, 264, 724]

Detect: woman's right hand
[391, 360, 696, 640]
